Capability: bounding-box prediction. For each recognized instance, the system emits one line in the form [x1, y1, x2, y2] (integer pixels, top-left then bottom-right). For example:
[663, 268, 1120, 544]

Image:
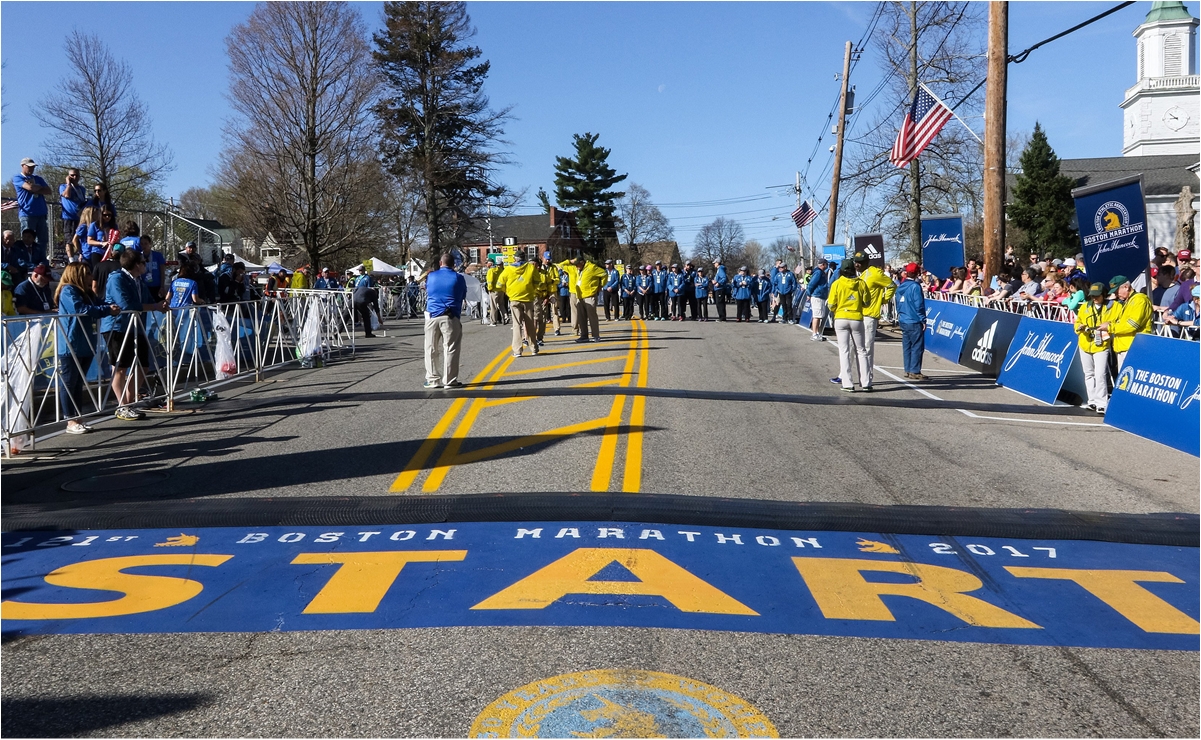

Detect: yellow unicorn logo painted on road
[856, 538, 899, 554]
[154, 534, 199, 547]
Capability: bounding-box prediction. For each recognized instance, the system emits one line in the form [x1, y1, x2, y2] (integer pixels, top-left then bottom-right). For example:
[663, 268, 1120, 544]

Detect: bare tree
[740, 239, 766, 272]
[221, 2, 382, 271]
[177, 185, 238, 223]
[767, 237, 800, 266]
[384, 170, 427, 267]
[840, 1, 985, 261]
[36, 31, 174, 208]
[693, 217, 745, 264]
[616, 183, 674, 265]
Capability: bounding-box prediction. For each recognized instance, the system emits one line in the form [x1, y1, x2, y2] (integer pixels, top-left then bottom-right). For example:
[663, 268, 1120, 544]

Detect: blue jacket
[100, 270, 151, 334]
[424, 267, 466, 318]
[57, 284, 106, 357]
[807, 268, 831, 300]
[731, 274, 753, 300]
[652, 269, 668, 292]
[894, 279, 926, 324]
[693, 273, 709, 298]
[620, 273, 636, 297]
[773, 271, 797, 295]
[559, 271, 571, 296]
[636, 274, 652, 295]
[2, 243, 34, 273]
[667, 272, 686, 296]
[712, 266, 729, 292]
[604, 268, 620, 292]
[753, 276, 772, 302]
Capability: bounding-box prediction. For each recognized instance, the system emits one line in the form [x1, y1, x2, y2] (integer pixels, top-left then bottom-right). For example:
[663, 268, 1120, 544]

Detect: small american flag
[0, 199, 18, 212]
[890, 86, 953, 168]
[791, 200, 817, 229]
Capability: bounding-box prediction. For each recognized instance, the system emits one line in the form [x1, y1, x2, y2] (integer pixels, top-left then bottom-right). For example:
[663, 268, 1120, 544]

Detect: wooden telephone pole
[827, 41, 853, 247]
[982, 1, 1008, 285]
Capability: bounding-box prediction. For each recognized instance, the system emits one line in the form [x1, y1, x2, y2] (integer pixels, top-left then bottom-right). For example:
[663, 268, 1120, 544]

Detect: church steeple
[1144, 1, 1194, 24]
[1121, 0, 1199, 156]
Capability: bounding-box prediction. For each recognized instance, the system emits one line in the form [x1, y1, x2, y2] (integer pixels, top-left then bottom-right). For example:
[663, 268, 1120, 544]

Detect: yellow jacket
[497, 262, 542, 303]
[537, 265, 558, 298]
[828, 276, 868, 321]
[2, 289, 14, 317]
[1073, 300, 1120, 353]
[859, 266, 896, 319]
[557, 259, 607, 298]
[1109, 292, 1153, 353]
[485, 265, 502, 292]
[290, 271, 308, 290]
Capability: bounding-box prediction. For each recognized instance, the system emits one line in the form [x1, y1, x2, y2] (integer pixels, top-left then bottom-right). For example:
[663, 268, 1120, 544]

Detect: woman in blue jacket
[693, 268, 710, 321]
[100, 249, 166, 421]
[620, 269, 636, 321]
[55, 262, 118, 433]
[731, 266, 753, 322]
[753, 269, 773, 322]
[667, 264, 686, 320]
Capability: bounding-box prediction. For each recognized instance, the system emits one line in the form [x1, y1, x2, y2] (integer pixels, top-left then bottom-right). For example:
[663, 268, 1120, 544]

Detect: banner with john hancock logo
[920, 214, 964, 282]
[997, 316, 1087, 405]
[1072, 175, 1149, 288]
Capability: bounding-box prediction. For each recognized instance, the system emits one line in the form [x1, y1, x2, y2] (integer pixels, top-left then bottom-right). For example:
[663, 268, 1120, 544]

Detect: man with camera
[60, 168, 87, 259]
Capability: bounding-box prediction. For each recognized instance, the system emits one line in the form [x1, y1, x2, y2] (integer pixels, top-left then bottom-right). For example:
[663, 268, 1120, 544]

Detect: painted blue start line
[2, 522, 1197, 650]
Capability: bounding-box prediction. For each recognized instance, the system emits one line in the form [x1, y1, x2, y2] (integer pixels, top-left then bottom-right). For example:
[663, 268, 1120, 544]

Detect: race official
[895, 262, 928, 380]
[498, 250, 542, 357]
[423, 253, 467, 389]
[855, 251, 896, 388]
[1099, 275, 1153, 369]
[828, 259, 870, 392]
[620, 267, 636, 321]
[651, 261, 668, 320]
[602, 259, 620, 321]
[711, 259, 729, 321]
[667, 264, 686, 320]
[1074, 282, 1118, 413]
[772, 265, 797, 323]
[806, 258, 831, 340]
[485, 259, 507, 327]
[731, 266, 753, 322]
[693, 267, 710, 321]
[557, 255, 606, 342]
[753, 269, 772, 322]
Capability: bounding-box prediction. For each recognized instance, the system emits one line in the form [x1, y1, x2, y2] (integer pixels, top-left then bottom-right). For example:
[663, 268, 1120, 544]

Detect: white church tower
[1121, 1, 1200, 156]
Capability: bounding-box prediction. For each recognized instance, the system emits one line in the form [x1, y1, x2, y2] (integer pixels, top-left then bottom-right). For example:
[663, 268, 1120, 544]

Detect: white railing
[1, 291, 355, 455]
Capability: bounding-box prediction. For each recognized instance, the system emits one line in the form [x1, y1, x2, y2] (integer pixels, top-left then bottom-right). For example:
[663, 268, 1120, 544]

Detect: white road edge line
[872, 365, 1107, 428]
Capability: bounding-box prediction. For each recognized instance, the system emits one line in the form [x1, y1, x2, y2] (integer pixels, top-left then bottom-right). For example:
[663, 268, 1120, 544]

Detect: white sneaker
[65, 420, 92, 435]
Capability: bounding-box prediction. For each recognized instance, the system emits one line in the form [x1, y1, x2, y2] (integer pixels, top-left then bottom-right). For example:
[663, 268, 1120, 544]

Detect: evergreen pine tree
[553, 133, 628, 256]
[1009, 123, 1079, 258]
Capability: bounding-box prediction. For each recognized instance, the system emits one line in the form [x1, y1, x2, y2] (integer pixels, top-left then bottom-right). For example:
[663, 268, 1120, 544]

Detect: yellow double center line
[390, 320, 649, 494]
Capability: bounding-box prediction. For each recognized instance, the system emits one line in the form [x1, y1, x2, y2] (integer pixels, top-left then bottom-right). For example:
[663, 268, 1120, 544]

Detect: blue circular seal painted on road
[469, 669, 778, 738]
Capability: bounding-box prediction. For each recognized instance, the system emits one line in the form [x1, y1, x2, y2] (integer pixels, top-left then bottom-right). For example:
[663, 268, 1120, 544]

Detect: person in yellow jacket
[497, 251, 543, 357]
[557, 255, 607, 342]
[485, 259, 507, 327]
[828, 259, 872, 392]
[1073, 282, 1121, 413]
[1098, 274, 1153, 369]
[540, 255, 564, 336]
[853, 251, 896, 389]
[533, 254, 555, 344]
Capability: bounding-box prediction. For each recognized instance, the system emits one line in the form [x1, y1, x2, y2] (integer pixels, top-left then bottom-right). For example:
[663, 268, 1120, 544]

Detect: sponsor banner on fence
[1, 523, 1196, 649]
[920, 214, 965, 282]
[997, 315, 1088, 405]
[1105, 334, 1200, 457]
[799, 297, 813, 328]
[959, 307, 1023, 377]
[1072, 175, 1150, 288]
[852, 234, 886, 270]
[923, 300, 978, 364]
[822, 244, 845, 263]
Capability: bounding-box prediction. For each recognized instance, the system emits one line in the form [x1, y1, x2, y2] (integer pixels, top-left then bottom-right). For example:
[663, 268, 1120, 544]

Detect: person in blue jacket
[635, 266, 653, 320]
[620, 268, 636, 321]
[710, 259, 729, 321]
[602, 259, 620, 321]
[772, 264, 797, 323]
[557, 266, 573, 329]
[753, 269, 773, 322]
[651, 261, 669, 320]
[666, 264, 685, 320]
[731, 266, 754, 322]
[807, 258, 832, 341]
[894, 262, 928, 379]
[100, 249, 166, 421]
[693, 267, 710, 321]
[682, 261, 699, 320]
[55, 262, 119, 433]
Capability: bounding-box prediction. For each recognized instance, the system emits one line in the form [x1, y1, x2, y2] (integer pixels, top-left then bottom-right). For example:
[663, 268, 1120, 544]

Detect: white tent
[205, 253, 267, 272]
[368, 257, 405, 275]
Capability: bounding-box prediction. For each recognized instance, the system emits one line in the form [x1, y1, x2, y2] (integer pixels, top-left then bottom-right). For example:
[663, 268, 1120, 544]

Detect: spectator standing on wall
[86, 181, 117, 224]
[59, 168, 87, 251]
[13, 158, 52, 258]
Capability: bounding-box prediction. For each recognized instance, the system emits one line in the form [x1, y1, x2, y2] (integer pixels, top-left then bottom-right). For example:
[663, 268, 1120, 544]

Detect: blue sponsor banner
[3, 523, 1196, 649]
[923, 300, 978, 363]
[920, 214, 964, 282]
[1105, 334, 1200, 457]
[997, 316, 1086, 405]
[799, 297, 813, 328]
[1072, 176, 1150, 287]
[822, 245, 845, 263]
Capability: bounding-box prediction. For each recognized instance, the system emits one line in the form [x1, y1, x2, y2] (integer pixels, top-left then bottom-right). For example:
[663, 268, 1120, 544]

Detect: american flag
[0, 199, 17, 212]
[889, 86, 953, 168]
[790, 200, 817, 228]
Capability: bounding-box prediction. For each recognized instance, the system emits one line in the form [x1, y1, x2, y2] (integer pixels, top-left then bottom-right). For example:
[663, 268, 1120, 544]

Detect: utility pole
[983, 1, 1008, 286]
[826, 40, 853, 247]
[907, 1, 922, 263]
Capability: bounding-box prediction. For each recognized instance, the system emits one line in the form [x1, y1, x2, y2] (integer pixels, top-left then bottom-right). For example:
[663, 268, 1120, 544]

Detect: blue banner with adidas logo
[1104, 334, 1200, 457]
[997, 316, 1088, 405]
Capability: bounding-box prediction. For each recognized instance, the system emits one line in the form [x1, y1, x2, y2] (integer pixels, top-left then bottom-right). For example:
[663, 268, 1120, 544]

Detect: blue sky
[2, 1, 1194, 248]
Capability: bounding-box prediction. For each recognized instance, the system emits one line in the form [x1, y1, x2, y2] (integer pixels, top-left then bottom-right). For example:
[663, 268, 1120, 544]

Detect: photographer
[1073, 282, 1118, 414]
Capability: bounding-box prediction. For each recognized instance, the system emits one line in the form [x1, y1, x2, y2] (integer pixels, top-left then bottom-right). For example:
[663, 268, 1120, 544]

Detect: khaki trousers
[575, 294, 600, 340]
[424, 314, 462, 385]
[510, 300, 537, 355]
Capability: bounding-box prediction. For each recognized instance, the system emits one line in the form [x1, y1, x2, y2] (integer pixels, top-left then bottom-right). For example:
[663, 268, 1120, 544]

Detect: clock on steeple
[1120, 1, 1200, 156]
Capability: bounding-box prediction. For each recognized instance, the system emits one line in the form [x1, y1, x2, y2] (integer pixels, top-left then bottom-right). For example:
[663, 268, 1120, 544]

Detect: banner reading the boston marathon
[920, 214, 965, 282]
[1071, 175, 1150, 287]
[852, 234, 887, 270]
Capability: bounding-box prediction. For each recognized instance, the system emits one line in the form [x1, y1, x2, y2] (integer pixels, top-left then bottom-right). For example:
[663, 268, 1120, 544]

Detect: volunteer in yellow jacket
[1098, 274, 1153, 370]
[485, 259, 507, 327]
[533, 254, 555, 344]
[854, 250, 897, 389]
[497, 251, 542, 358]
[1073, 282, 1120, 414]
[557, 255, 607, 343]
[828, 259, 872, 392]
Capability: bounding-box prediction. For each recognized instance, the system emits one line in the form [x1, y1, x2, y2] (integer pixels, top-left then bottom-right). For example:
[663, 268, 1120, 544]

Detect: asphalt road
[3, 312, 1197, 737]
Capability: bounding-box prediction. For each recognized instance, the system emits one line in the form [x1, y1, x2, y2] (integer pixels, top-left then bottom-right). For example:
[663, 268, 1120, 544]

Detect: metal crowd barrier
[1, 291, 355, 456]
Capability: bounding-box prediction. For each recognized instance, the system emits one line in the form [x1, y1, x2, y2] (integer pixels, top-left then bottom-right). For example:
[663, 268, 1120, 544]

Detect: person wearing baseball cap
[602, 259, 619, 321]
[1073, 282, 1118, 413]
[13, 158, 53, 258]
[710, 258, 729, 321]
[1097, 274, 1152, 369]
[753, 267, 773, 322]
[666, 263, 685, 320]
[805, 258, 832, 339]
[732, 265, 753, 322]
[827, 258, 870, 391]
[854, 250, 894, 387]
[651, 261, 668, 320]
[1164, 283, 1200, 340]
[13, 263, 55, 315]
[1177, 250, 1192, 264]
[895, 262, 929, 380]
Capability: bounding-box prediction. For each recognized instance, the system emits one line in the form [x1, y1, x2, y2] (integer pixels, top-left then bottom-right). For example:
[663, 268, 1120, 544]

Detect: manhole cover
[61, 470, 170, 492]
